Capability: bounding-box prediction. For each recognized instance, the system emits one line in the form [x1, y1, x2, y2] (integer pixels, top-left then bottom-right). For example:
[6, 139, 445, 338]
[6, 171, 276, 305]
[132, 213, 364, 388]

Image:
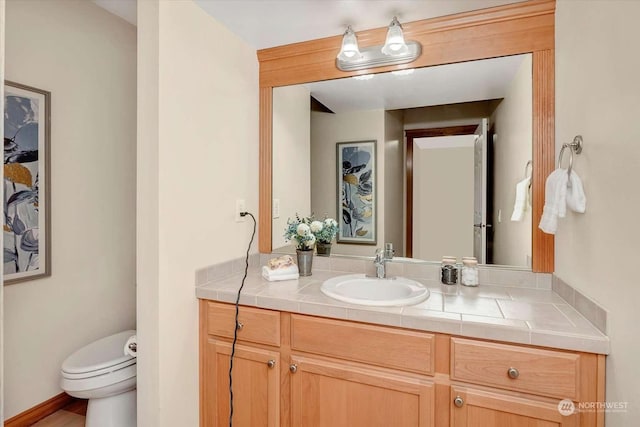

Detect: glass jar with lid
[441, 256, 458, 285]
[461, 257, 479, 287]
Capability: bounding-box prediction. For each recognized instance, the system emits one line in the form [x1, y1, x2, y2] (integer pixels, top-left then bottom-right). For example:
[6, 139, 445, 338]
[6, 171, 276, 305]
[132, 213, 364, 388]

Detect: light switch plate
[273, 198, 280, 219]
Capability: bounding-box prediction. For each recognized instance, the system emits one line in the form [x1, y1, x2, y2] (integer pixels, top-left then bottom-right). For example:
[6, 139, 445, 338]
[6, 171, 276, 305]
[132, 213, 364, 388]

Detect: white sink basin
[320, 274, 430, 307]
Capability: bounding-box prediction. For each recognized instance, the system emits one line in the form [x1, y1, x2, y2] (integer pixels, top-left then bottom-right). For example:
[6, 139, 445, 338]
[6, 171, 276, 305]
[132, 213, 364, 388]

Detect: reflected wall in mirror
[272, 54, 533, 268]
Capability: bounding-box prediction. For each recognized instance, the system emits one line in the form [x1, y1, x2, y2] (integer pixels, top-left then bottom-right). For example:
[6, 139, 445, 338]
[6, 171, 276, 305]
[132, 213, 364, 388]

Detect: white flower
[310, 221, 323, 233]
[326, 218, 338, 227]
[296, 223, 310, 236]
[303, 234, 316, 248]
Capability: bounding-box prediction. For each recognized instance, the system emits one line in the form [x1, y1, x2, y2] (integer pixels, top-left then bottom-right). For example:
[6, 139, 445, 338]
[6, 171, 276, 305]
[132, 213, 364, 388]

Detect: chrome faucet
[374, 243, 395, 278]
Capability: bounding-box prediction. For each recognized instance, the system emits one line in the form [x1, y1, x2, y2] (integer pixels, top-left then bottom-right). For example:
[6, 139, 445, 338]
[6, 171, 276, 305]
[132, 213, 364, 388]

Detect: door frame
[405, 125, 478, 258]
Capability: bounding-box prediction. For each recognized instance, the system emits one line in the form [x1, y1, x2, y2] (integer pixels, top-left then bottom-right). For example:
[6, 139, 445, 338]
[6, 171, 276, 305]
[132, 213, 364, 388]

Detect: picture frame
[336, 140, 376, 245]
[3, 80, 51, 284]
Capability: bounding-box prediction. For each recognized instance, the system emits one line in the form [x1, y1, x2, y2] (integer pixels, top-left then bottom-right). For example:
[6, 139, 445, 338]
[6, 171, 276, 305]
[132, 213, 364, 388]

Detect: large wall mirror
[258, 0, 556, 272]
[272, 54, 533, 268]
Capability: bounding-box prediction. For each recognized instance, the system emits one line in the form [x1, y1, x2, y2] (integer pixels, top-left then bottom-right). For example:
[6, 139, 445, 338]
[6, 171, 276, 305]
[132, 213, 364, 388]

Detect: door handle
[473, 223, 492, 228]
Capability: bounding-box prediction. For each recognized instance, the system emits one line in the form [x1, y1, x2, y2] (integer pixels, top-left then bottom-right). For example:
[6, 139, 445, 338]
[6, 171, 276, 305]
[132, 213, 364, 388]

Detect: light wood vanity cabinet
[200, 301, 605, 427]
[450, 385, 578, 427]
[289, 314, 435, 426]
[201, 302, 282, 426]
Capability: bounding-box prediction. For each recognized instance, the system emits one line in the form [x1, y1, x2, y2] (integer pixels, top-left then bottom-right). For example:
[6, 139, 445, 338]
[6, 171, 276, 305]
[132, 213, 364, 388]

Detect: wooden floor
[32, 400, 87, 427]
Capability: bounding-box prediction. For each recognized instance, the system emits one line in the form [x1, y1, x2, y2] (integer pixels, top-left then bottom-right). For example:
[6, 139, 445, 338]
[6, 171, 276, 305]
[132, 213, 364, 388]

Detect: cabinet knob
[267, 359, 276, 369]
[236, 321, 244, 331]
[507, 367, 520, 379]
[289, 364, 298, 374]
[453, 396, 464, 408]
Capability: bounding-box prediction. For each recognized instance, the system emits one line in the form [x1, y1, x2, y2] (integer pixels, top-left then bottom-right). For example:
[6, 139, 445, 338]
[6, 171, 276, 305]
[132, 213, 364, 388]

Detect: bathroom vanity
[197, 268, 607, 427]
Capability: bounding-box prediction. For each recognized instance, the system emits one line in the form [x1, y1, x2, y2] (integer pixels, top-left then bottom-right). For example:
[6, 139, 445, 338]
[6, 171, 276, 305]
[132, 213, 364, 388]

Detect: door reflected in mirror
[272, 54, 532, 268]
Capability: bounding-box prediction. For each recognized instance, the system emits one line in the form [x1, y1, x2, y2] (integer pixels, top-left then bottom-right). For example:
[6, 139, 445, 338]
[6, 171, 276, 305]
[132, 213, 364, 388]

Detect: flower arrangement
[311, 217, 339, 244]
[284, 214, 316, 250]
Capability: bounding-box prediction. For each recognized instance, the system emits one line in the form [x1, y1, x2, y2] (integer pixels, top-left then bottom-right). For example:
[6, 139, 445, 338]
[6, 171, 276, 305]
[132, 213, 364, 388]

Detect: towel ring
[558, 135, 583, 179]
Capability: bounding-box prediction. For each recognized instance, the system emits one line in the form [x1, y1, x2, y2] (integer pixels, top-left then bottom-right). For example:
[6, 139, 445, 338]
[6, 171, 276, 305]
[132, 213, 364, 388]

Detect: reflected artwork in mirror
[272, 54, 533, 268]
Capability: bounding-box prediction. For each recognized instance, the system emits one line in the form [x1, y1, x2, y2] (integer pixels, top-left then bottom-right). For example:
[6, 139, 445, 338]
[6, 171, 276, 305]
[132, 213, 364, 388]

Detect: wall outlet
[235, 199, 246, 222]
[273, 198, 280, 219]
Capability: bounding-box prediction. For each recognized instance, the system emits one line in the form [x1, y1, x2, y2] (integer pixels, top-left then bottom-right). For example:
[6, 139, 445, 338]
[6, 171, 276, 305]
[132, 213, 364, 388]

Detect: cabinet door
[450, 386, 578, 427]
[290, 355, 434, 427]
[203, 339, 279, 427]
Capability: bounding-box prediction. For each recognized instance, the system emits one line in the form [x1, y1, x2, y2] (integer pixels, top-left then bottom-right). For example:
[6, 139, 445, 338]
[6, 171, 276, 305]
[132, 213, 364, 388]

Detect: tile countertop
[196, 268, 610, 355]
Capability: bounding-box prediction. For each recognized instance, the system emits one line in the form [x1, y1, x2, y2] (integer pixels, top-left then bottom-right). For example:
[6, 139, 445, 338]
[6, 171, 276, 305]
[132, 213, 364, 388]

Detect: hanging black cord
[229, 211, 256, 427]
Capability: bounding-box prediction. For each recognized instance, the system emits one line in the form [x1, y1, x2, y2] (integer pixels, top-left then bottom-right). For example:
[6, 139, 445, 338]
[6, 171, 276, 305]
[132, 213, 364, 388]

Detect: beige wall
[272, 85, 310, 250]
[3, 0, 136, 419]
[0, 0, 5, 420]
[555, 0, 640, 423]
[413, 140, 475, 260]
[384, 110, 405, 256]
[136, 0, 160, 425]
[311, 109, 385, 256]
[137, 0, 259, 425]
[491, 55, 532, 266]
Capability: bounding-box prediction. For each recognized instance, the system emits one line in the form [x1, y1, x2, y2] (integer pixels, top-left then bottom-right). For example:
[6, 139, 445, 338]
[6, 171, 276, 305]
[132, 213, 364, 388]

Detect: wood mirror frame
[257, 0, 555, 272]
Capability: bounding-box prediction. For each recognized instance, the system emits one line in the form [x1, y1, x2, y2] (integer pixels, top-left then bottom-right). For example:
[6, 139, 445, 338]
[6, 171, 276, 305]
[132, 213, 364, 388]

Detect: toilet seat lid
[62, 330, 136, 376]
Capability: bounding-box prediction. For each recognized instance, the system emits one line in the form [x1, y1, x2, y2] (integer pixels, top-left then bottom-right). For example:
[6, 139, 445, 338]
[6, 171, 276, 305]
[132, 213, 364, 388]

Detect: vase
[296, 249, 313, 276]
[316, 242, 332, 256]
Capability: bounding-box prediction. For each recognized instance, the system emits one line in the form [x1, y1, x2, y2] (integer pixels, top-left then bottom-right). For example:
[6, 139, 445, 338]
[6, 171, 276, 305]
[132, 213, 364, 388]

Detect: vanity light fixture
[337, 25, 362, 61]
[381, 16, 408, 55]
[336, 17, 422, 72]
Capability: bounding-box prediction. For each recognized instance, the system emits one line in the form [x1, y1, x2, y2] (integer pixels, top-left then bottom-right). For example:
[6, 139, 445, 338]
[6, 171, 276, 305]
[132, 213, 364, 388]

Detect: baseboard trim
[4, 392, 75, 427]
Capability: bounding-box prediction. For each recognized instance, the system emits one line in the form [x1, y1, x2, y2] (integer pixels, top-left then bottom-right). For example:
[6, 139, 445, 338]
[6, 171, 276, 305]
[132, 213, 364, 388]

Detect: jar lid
[463, 259, 478, 266]
[442, 256, 457, 262]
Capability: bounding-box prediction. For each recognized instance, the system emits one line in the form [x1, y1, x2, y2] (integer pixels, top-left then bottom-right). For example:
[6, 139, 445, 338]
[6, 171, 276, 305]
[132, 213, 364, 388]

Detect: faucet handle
[384, 242, 395, 258]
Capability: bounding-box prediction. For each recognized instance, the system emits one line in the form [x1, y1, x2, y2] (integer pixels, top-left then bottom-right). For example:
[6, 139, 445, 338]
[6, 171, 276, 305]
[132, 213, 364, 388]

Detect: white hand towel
[539, 169, 569, 234]
[566, 171, 586, 213]
[510, 176, 531, 222]
[124, 335, 137, 357]
[262, 265, 299, 281]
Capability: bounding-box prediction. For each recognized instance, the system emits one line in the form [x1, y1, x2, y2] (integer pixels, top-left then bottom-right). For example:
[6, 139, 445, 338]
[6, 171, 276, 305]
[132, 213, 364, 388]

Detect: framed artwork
[3, 81, 51, 284]
[336, 140, 376, 244]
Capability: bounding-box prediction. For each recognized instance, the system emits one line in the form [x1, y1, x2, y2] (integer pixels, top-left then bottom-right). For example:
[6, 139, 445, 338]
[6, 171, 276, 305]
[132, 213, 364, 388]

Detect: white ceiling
[92, 0, 525, 50]
[299, 54, 528, 113]
[92, 0, 137, 26]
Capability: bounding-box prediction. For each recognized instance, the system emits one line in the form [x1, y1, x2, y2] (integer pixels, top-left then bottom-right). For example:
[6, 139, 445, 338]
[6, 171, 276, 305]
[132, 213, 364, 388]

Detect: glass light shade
[381, 17, 409, 56]
[337, 26, 361, 61]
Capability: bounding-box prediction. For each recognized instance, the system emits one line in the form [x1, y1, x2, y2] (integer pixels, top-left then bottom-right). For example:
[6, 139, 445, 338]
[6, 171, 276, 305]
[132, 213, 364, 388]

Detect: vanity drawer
[451, 338, 580, 400]
[206, 301, 280, 347]
[291, 314, 435, 375]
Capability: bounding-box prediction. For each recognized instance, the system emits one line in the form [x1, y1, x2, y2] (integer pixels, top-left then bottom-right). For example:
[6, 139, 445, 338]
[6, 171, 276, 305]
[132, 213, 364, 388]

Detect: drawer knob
[289, 364, 298, 374]
[453, 396, 464, 408]
[508, 367, 520, 379]
[267, 359, 276, 369]
[236, 321, 244, 331]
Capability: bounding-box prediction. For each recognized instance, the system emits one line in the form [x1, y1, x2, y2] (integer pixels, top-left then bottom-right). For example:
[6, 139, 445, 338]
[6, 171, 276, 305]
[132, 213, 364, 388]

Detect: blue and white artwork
[336, 140, 376, 244]
[4, 82, 50, 283]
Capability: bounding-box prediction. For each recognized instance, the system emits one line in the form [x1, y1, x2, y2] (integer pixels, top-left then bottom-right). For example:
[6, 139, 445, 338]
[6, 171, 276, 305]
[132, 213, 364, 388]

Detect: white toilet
[61, 330, 137, 427]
